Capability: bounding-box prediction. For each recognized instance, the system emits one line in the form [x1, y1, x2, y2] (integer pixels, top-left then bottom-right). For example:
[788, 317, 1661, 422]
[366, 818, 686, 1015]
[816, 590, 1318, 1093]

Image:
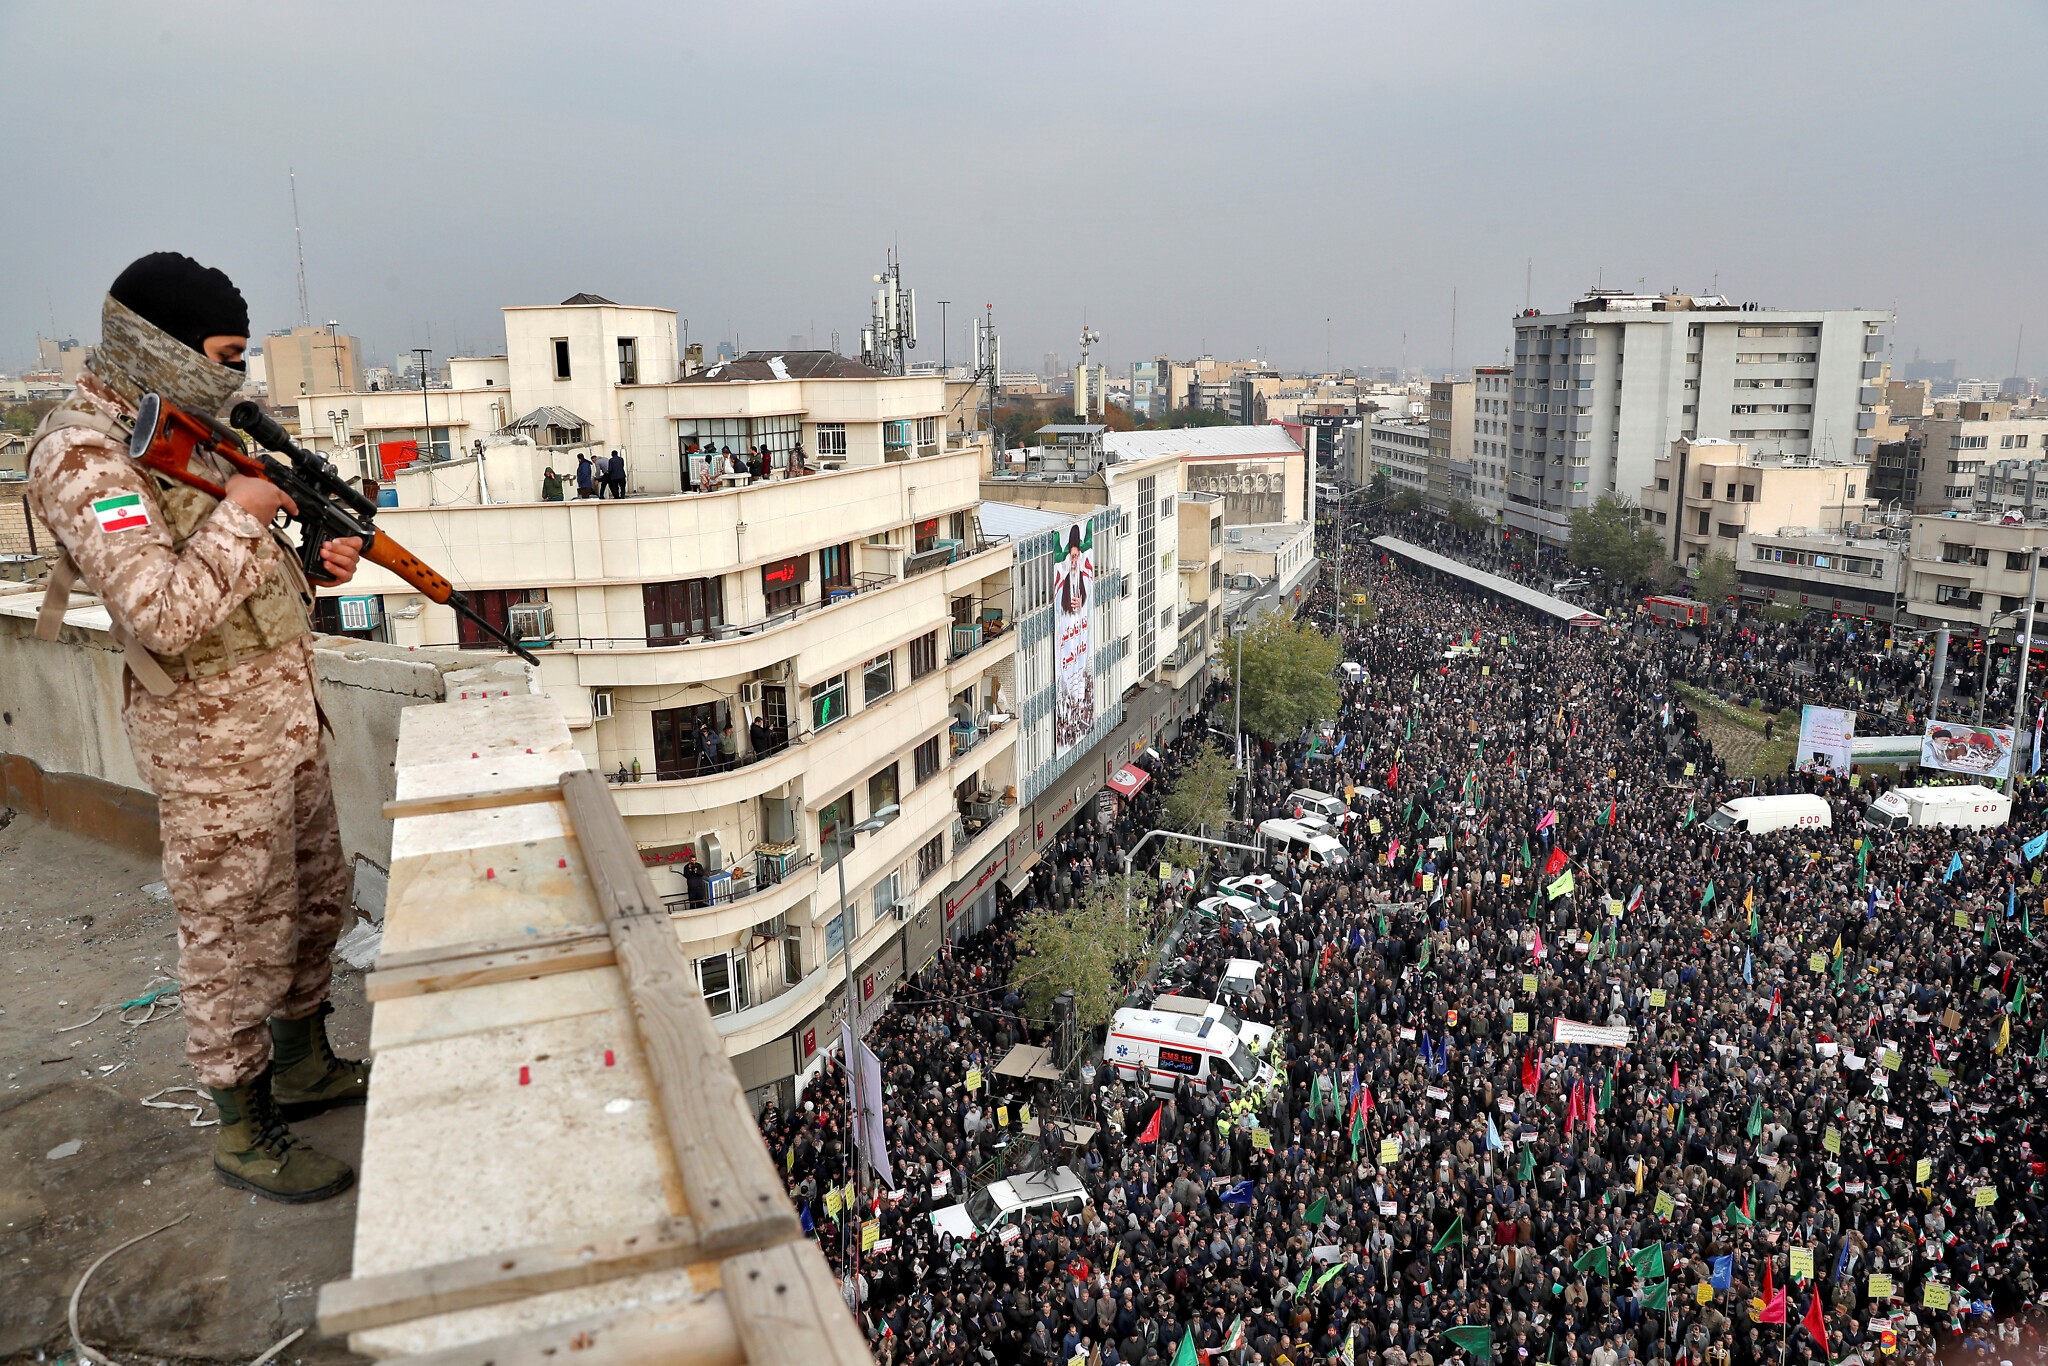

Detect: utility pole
[2011, 556, 2040, 790]
[938, 301, 951, 370]
[1929, 626, 1950, 721]
[412, 349, 434, 460]
[1233, 626, 1247, 822]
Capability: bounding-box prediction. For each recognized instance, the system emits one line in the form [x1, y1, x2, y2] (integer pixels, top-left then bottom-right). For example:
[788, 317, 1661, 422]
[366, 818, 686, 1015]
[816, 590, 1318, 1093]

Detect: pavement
[0, 814, 371, 1366]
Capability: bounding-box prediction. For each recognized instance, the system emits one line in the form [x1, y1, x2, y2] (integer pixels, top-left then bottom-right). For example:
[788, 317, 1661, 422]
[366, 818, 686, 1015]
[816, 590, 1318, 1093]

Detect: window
[910, 631, 938, 679]
[2008, 552, 2032, 572]
[916, 416, 938, 449]
[762, 554, 809, 615]
[1741, 485, 1756, 502]
[1716, 523, 1740, 540]
[652, 701, 727, 779]
[863, 651, 894, 704]
[697, 952, 749, 1017]
[818, 791, 855, 869]
[871, 872, 900, 925]
[782, 925, 803, 985]
[916, 834, 945, 883]
[458, 588, 545, 648]
[644, 578, 724, 646]
[869, 761, 899, 814]
[914, 519, 939, 553]
[617, 337, 638, 385]
[811, 674, 848, 731]
[815, 423, 847, 457]
[1955, 435, 1989, 450]
[552, 338, 572, 380]
[1846, 484, 1857, 500]
[914, 734, 941, 785]
[825, 912, 847, 962]
[2002, 434, 2032, 449]
[819, 543, 853, 591]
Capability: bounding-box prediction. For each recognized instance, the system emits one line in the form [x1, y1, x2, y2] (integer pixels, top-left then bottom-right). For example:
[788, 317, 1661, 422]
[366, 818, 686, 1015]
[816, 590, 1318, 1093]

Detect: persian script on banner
[1552, 1018, 1633, 1048]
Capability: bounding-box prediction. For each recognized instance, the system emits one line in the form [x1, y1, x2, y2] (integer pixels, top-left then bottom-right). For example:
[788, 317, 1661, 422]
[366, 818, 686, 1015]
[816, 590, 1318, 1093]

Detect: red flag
[1759, 1256, 1786, 1324]
[1800, 1287, 1829, 1356]
[1607, 799, 1618, 827]
[1388, 763, 1400, 791]
[1670, 1059, 1681, 1093]
[1769, 988, 1781, 1022]
[1137, 1106, 1162, 1145]
[1521, 1050, 1540, 1096]
[1544, 846, 1568, 878]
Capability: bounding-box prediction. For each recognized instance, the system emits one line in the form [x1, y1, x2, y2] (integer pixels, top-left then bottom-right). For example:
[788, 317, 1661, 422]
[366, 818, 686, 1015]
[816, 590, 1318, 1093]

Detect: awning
[1107, 764, 1151, 799]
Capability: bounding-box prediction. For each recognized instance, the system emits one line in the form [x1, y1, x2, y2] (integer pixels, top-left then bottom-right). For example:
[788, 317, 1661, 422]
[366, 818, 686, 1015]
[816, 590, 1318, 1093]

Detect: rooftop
[1223, 521, 1312, 553]
[978, 500, 1082, 540]
[677, 350, 886, 383]
[1104, 425, 1302, 463]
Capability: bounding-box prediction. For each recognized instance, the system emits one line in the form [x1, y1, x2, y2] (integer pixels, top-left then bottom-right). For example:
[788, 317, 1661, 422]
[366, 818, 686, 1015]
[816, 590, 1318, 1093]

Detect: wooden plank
[723, 1242, 872, 1366]
[377, 1292, 743, 1366]
[382, 782, 566, 821]
[375, 926, 610, 974]
[319, 1215, 704, 1336]
[365, 935, 616, 1003]
[369, 969, 628, 1053]
[559, 769, 799, 1258]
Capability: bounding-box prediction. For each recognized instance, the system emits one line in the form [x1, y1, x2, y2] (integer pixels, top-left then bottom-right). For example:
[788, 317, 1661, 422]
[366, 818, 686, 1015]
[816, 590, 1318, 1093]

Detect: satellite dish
[128, 392, 161, 461]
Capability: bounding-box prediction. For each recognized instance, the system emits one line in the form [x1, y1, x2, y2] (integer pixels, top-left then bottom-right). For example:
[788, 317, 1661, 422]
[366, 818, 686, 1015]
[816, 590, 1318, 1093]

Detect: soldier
[25, 253, 369, 1203]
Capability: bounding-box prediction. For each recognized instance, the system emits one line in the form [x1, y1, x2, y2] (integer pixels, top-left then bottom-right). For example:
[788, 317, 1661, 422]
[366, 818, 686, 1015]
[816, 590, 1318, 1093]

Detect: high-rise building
[1426, 379, 1474, 511]
[1470, 365, 1511, 522]
[1505, 292, 1890, 544]
[261, 323, 364, 399]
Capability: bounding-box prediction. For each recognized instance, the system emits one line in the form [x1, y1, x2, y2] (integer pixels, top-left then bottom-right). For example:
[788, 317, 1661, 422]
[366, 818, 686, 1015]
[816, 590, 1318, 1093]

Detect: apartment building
[1738, 526, 1905, 621]
[1904, 512, 2048, 637]
[1470, 365, 1511, 521]
[1369, 416, 1431, 498]
[317, 295, 1011, 1104]
[1893, 401, 2048, 511]
[1507, 291, 1889, 543]
[1426, 379, 1475, 511]
[259, 323, 363, 400]
[1637, 438, 1873, 574]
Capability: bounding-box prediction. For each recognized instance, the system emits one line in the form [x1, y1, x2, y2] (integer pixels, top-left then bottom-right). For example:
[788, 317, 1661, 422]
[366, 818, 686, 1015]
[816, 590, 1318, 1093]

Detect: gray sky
[6, 2, 2043, 380]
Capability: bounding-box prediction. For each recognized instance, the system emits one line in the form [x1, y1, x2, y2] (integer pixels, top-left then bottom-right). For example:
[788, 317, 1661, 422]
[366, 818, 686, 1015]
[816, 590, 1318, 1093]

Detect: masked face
[93, 296, 246, 416]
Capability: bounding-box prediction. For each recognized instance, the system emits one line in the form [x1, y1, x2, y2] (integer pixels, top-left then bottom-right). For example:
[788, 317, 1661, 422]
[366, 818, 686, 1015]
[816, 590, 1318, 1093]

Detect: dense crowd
[758, 508, 2048, 1366]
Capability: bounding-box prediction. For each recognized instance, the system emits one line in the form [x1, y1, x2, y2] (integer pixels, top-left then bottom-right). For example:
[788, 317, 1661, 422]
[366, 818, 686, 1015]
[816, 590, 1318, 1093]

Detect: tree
[1010, 873, 1156, 1029]
[1693, 551, 1737, 610]
[1228, 613, 1342, 744]
[1388, 490, 1425, 516]
[1566, 493, 1661, 585]
[1162, 741, 1236, 836]
[1447, 499, 1488, 537]
[1140, 407, 1238, 431]
[1367, 470, 1391, 503]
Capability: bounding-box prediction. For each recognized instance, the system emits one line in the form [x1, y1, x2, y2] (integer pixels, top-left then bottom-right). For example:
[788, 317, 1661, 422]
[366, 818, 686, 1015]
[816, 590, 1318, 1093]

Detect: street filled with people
[759, 507, 2048, 1366]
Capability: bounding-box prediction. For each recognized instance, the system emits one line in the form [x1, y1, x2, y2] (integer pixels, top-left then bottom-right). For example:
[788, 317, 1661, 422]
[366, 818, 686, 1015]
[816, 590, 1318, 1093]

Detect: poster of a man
[1053, 522, 1095, 752]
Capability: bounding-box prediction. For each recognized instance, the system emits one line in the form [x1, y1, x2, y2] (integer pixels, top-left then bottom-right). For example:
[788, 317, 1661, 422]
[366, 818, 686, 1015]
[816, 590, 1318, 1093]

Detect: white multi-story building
[310, 294, 1015, 1106]
[1506, 291, 1890, 543]
[1897, 401, 2048, 511]
[1369, 416, 1431, 498]
[1470, 365, 1511, 521]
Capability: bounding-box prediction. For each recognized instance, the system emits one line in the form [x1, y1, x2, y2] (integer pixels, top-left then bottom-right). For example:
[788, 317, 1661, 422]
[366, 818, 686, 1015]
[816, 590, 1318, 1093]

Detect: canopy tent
[1370, 536, 1603, 628]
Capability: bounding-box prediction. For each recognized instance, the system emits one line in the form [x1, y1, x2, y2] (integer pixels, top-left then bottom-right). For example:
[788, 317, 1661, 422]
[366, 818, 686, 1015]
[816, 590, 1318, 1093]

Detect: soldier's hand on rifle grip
[316, 536, 364, 587]
[225, 473, 297, 526]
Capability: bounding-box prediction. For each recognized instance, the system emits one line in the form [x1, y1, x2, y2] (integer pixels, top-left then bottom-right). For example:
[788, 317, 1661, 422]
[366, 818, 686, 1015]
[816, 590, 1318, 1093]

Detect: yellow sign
[1369, 818, 1383, 835]
[1654, 1191, 1676, 1219]
[1019, 1104, 1031, 1126]
[1975, 1186, 1997, 1208]
[1823, 1126, 1841, 1154]
[1880, 1049, 1902, 1072]
[825, 1186, 843, 1218]
[1422, 874, 1436, 892]
[965, 1068, 982, 1092]
[1512, 1012, 1529, 1034]
[1523, 973, 1539, 994]
[996, 1105, 1009, 1127]
[863, 1220, 880, 1251]
[1810, 952, 1828, 973]
[1916, 1159, 1932, 1184]
[1252, 1128, 1273, 1151]
[1483, 666, 1491, 676]
[1379, 1138, 1402, 1164]
[1954, 910, 1971, 929]
[1922, 1282, 1951, 1310]
[1868, 1274, 1894, 1299]
[1650, 988, 1667, 1008]
[1684, 762, 1696, 777]
[1789, 1248, 1813, 1280]
[1697, 1283, 1715, 1305]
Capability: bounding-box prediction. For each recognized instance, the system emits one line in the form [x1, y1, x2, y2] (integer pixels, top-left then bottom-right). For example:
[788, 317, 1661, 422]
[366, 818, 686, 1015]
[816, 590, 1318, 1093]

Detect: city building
[35, 337, 90, 383]
[1470, 365, 1511, 522]
[1637, 438, 1873, 574]
[1369, 416, 1431, 498]
[1903, 511, 2048, 638]
[1426, 378, 1474, 511]
[1738, 525, 1906, 621]
[314, 292, 1010, 1102]
[1887, 400, 2048, 511]
[259, 323, 363, 400]
[1071, 362, 1108, 419]
[1106, 425, 1311, 528]
[1506, 291, 1890, 544]
[1130, 360, 1161, 419]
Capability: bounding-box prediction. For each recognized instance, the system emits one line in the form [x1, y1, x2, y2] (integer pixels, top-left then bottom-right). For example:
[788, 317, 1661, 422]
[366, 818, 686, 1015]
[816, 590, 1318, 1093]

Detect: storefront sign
[638, 841, 696, 866]
[947, 848, 1008, 921]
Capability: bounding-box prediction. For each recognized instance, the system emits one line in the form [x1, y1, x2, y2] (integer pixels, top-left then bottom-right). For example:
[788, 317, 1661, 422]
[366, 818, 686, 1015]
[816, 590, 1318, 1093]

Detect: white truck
[1862, 784, 2011, 832]
[1702, 793, 1832, 835]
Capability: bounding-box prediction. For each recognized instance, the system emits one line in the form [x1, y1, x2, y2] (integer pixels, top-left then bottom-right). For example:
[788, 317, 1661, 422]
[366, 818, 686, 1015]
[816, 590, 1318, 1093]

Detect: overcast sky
[6, 2, 2043, 381]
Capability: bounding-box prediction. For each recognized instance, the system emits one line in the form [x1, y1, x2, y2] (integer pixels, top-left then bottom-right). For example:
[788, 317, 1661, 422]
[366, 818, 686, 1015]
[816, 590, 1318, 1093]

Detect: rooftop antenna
[290, 169, 311, 328]
[2014, 326, 2026, 381]
[1076, 323, 1101, 417]
[861, 250, 917, 375]
[1524, 258, 1532, 312]
[1449, 288, 1458, 372]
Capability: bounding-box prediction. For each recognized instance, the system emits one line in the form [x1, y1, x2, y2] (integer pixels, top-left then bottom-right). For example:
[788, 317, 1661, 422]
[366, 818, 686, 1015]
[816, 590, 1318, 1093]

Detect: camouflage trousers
[158, 751, 350, 1088]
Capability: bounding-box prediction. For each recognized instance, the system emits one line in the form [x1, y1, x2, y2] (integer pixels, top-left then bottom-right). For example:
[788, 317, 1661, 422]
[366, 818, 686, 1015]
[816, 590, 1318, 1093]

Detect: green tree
[1162, 741, 1236, 836]
[1388, 490, 1425, 515]
[1566, 493, 1661, 585]
[1010, 874, 1156, 1029]
[1693, 551, 1737, 611]
[1228, 613, 1342, 744]
[1140, 407, 1238, 430]
[1367, 470, 1391, 503]
[1448, 499, 1488, 536]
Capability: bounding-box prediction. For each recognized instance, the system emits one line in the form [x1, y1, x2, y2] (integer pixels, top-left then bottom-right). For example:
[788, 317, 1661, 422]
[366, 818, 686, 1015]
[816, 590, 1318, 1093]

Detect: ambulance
[1104, 1007, 1275, 1099]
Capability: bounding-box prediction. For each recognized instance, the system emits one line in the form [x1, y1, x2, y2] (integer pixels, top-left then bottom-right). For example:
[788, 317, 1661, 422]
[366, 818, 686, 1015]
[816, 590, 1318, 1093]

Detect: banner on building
[1054, 518, 1096, 755]
[1795, 705, 1857, 776]
[1921, 720, 2015, 781]
[1552, 1018, 1634, 1049]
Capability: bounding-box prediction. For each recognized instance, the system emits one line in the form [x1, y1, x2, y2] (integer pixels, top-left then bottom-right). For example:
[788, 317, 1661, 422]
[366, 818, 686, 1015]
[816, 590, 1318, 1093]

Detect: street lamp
[829, 799, 897, 1306]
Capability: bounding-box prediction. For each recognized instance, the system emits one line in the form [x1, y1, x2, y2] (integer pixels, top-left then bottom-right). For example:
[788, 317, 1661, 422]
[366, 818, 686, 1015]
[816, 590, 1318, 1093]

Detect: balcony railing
[607, 725, 808, 785]
[661, 847, 817, 914]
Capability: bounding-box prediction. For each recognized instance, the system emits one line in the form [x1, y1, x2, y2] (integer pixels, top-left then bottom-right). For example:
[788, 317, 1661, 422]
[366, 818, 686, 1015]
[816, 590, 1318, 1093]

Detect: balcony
[606, 731, 809, 815]
[662, 847, 817, 917]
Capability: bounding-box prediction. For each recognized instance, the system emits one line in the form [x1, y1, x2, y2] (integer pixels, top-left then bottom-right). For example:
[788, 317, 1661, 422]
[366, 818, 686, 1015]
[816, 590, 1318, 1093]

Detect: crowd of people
[757, 506, 2048, 1366]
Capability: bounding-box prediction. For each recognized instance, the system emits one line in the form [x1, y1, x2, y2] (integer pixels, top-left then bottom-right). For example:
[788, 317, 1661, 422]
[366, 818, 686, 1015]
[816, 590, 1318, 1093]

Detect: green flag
[1701, 881, 1716, 908]
[1520, 836, 1532, 869]
[1598, 1073, 1614, 1113]
[1432, 1213, 1465, 1253]
[1745, 1096, 1763, 1139]
[1638, 1279, 1670, 1312]
[1174, 1329, 1200, 1366]
[1441, 1326, 1493, 1362]
[2036, 1028, 2047, 1063]
[1683, 804, 1696, 827]
[1518, 1145, 1536, 1181]
[1630, 1242, 1666, 1279]
[2015, 973, 2027, 1010]
[1350, 1106, 1366, 1160]
[1723, 1200, 1753, 1227]
[1314, 1262, 1344, 1292]
[1573, 1244, 1610, 1278]
[1305, 1194, 1329, 1227]
[1295, 1266, 1314, 1300]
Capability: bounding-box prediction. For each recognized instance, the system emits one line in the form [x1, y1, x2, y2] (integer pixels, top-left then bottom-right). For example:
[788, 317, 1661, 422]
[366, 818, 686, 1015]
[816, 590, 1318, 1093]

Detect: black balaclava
[108, 252, 250, 356]
[91, 253, 252, 416]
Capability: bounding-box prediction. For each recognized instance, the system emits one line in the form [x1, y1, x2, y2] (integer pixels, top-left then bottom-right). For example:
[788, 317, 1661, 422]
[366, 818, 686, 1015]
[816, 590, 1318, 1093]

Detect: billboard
[1921, 720, 2015, 781]
[1053, 518, 1096, 754]
[1795, 705, 1856, 776]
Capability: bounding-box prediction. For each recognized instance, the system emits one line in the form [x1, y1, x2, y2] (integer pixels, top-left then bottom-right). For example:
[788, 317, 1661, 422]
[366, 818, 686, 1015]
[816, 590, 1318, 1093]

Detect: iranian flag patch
[91, 493, 151, 533]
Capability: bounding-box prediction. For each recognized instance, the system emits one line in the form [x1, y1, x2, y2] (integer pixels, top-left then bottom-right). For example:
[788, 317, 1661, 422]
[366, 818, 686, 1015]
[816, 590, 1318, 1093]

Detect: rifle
[126, 392, 541, 665]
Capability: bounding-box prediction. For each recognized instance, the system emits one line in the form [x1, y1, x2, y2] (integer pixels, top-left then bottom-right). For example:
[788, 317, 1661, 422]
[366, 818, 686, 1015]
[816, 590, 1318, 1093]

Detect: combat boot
[269, 1001, 371, 1114]
[210, 1070, 356, 1204]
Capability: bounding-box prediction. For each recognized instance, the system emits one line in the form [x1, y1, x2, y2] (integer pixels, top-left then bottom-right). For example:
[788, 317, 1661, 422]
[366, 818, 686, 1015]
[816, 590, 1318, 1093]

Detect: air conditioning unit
[738, 680, 761, 706]
[591, 688, 614, 721]
[508, 601, 555, 646]
[890, 901, 912, 923]
[697, 832, 724, 873]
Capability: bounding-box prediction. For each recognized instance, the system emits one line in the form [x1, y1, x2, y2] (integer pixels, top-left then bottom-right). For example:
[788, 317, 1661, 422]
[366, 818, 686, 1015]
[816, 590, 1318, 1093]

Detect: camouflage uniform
[27, 368, 349, 1090]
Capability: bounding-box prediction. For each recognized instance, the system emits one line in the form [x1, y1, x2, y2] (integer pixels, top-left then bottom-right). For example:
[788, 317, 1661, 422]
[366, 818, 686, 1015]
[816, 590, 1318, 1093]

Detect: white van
[1219, 957, 1263, 1004]
[1286, 789, 1350, 824]
[929, 1165, 1089, 1242]
[1105, 1007, 1275, 1099]
[1703, 793, 1832, 835]
[1147, 995, 1275, 1053]
[1863, 784, 2011, 832]
[1258, 818, 1348, 871]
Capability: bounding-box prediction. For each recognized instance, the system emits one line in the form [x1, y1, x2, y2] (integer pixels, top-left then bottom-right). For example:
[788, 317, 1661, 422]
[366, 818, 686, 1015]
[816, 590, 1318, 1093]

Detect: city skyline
[4, 1, 2043, 381]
